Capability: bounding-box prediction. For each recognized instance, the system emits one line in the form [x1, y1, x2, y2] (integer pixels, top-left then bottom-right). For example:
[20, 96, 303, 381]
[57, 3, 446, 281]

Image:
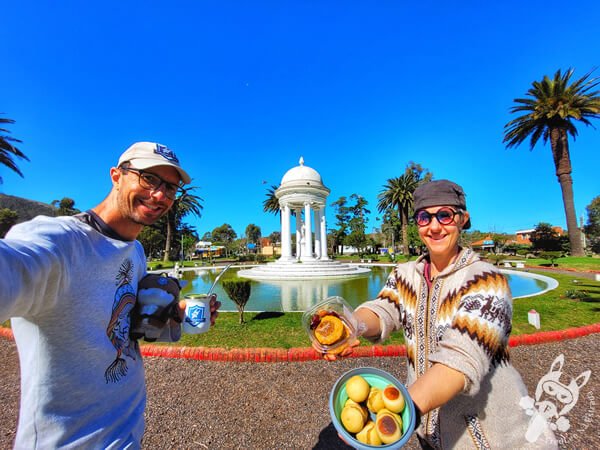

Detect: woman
[352, 180, 556, 449]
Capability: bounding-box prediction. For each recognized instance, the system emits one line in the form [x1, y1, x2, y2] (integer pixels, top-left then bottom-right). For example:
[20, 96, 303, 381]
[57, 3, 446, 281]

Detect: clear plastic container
[302, 296, 363, 356]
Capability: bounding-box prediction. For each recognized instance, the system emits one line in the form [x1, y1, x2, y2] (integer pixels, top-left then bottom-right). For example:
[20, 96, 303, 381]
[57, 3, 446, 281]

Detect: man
[0, 142, 219, 448]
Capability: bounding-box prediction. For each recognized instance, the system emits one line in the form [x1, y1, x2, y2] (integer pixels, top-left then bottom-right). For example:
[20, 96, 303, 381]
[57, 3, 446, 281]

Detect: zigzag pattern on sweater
[377, 259, 512, 370]
[453, 271, 511, 366]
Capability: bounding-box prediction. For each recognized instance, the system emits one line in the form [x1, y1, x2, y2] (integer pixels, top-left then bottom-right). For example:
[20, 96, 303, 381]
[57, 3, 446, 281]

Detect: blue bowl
[329, 367, 416, 449]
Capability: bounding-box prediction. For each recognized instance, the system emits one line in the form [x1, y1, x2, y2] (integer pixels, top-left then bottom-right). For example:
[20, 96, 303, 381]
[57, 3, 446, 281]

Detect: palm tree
[503, 68, 600, 256]
[0, 114, 29, 183]
[163, 186, 204, 262]
[262, 184, 280, 216]
[377, 172, 418, 255]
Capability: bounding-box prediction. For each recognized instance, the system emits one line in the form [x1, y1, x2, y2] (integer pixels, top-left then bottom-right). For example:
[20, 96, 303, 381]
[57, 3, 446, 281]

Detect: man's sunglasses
[120, 167, 183, 200]
[413, 207, 462, 227]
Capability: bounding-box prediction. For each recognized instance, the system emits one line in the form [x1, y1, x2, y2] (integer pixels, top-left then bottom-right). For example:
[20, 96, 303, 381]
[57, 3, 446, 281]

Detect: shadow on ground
[313, 423, 353, 449]
[252, 311, 285, 320]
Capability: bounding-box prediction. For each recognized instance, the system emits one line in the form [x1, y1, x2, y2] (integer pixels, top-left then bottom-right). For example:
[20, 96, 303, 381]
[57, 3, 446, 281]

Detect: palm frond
[262, 184, 280, 215]
[503, 68, 600, 151]
[0, 114, 28, 181]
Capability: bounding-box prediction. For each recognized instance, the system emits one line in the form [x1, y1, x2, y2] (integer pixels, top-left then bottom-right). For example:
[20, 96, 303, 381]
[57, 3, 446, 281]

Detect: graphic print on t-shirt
[105, 258, 137, 383]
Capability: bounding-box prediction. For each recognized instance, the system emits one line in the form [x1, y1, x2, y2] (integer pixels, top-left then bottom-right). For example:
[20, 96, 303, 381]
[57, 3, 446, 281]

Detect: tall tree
[377, 172, 418, 255]
[584, 195, 600, 253]
[138, 225, 166, 260]
[245, 223, 262, 253]
[346, 194, 370, 255]
[530, 222, 567, 252]
[405, 161, 433, 185]
[0, 114, 29, 183]
[330, 196, 351, 255]
[163, 187, 203, 262]
[379, 210, 398, 250]
[503, 68, 600, 256]
[268, 231, 281, 245]
[212, 223, 237, 256]
[179, 223, 198, 260]
[51, 197, 80, 216]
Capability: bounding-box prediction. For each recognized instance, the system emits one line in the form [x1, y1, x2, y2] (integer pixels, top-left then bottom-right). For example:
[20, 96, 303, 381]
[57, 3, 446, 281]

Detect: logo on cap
[154, 144, 180, 163]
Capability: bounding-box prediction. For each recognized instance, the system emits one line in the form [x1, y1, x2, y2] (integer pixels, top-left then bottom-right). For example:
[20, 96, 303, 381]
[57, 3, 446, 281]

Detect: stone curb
[3, 323, 600, 362]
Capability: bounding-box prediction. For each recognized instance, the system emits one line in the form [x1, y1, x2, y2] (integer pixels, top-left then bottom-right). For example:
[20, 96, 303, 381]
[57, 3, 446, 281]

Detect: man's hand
[207, 293, 221, 326]
[177, 294, 221, 327]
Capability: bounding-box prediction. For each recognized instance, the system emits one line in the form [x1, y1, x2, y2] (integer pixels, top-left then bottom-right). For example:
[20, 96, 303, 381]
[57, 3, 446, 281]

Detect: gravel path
[1, 334, 598, 449]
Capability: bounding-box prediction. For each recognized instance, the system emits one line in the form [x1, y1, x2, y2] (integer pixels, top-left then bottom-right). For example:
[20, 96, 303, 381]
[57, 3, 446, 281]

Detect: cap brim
[128, 157, 191, 185]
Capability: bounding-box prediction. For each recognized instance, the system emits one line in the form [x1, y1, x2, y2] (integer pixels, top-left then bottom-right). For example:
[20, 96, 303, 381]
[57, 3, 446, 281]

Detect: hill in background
[0, 193, 56, 223]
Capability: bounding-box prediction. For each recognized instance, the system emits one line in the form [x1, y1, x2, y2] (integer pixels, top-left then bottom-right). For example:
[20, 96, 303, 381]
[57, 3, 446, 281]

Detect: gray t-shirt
[1, 215, 146, 449]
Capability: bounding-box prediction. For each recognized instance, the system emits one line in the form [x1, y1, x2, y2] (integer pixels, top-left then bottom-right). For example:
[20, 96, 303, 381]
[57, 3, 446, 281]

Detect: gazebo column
[320, 206, 329, 260]
[302, 202, 314, 260]
[295, 208, 303, 260]
[314, 208, 322, 259]
[280, 203, 293, 261]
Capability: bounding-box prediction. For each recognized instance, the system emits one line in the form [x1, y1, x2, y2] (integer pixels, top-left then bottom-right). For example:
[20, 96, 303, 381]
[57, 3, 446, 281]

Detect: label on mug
[186, 304, 207, 327]
[183, 294, 211, 334]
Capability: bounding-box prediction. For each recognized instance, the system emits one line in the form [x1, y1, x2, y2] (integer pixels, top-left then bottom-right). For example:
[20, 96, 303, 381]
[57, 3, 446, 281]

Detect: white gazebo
[276, 157, 330, 262]
[237, 157, 371, 280]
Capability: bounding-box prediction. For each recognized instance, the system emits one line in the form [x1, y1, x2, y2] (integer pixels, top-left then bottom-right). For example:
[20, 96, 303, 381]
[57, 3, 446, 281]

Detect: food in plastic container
[302, 296, 363, 356]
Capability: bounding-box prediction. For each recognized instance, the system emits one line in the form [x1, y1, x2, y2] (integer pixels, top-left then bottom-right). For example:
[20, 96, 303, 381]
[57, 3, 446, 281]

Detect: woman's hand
[313, 338, 360, 361]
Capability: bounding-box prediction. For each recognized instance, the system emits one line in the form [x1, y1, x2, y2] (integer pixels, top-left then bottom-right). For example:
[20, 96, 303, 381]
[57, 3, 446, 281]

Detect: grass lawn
[163, 270, 600, 349]
[524, 256, 600, 272]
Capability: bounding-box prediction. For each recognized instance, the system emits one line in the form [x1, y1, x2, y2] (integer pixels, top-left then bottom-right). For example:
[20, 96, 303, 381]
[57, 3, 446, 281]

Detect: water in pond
[180, 266, 550, 312]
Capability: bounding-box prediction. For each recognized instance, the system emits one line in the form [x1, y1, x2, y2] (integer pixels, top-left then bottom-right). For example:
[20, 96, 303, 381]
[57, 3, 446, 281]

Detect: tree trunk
[550, 127, 584, 256]
[400, 210, 409, 255]
[163, 211, 175, 262]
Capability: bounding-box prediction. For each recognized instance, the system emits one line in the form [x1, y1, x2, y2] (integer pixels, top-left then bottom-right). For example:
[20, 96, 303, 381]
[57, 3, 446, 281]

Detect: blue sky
[2, 1, 599, 239]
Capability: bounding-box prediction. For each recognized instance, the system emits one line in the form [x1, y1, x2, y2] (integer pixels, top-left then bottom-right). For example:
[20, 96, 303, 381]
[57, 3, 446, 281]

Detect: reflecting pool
[179, 266, 556, 312]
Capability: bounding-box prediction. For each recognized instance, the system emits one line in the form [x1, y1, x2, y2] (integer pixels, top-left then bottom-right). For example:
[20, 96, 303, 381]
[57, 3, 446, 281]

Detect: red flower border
[3, 323, 599, 362]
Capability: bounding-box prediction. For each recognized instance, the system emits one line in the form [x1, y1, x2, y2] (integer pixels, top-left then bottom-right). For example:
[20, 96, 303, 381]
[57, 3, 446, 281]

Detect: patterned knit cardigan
[357, 248, 557, 449]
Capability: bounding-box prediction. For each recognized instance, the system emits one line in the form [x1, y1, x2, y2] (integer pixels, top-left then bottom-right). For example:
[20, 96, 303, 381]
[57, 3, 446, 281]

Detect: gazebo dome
[280, 157, 323, 186]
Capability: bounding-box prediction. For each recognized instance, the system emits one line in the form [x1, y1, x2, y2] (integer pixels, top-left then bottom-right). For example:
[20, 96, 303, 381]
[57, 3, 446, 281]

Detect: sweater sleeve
[429, 268, 512, 396]
[355, 265, 411, 343]
[0, 219, 70, 321]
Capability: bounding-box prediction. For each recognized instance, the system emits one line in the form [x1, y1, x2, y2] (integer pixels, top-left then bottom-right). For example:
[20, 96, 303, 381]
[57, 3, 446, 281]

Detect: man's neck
[92, 197, 143, 241]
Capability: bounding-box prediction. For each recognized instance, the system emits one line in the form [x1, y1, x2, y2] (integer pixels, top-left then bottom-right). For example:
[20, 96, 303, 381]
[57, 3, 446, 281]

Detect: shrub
[222, 279, 252, 324]
[486, 253, 506, 266]
[539, 251, 562, 267]
[564, 289, 589, 300]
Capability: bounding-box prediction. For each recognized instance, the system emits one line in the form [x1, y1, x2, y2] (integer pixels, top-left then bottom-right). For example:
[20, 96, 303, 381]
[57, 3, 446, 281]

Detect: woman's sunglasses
[413, 207, 462, 227]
